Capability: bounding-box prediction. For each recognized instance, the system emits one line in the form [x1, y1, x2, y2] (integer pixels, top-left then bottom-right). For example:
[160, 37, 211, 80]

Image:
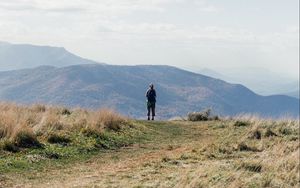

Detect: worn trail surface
[4, 120, 297, 188]
[4, 121, 218, 188]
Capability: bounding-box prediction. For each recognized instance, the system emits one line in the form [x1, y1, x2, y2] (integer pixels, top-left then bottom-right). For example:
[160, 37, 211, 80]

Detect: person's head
[149, 83, 154, 89]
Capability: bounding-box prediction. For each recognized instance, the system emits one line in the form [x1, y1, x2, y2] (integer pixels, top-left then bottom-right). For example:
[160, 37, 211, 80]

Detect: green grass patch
[0, 120, 174, 174]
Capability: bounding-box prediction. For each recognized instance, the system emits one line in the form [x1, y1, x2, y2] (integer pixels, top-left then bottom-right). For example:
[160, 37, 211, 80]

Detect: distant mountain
[0, 41, 100, 71]
[198, 68, 299, 97]
[0, 64, 298, 119]
[283, 90, 299, 99]
[197, 68, 227, 80]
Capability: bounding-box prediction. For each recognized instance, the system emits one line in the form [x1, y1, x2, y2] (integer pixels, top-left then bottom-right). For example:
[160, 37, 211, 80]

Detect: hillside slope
[0, 104, 299, 187]
[283, 89, 299, 99]
[0, 64, 298, 118]
[0, 41, 99, 71]
[198, 68, 299, 97]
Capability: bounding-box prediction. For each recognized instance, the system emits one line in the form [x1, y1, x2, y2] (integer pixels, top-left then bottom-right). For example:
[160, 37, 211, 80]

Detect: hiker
[146, 83, 156, 120]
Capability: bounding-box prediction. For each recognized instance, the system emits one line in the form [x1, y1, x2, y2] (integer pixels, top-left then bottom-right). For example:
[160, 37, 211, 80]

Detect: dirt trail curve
[8, 121, 215, 188]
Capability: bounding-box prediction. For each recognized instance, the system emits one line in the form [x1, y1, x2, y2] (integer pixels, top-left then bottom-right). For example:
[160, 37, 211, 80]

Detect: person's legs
[151, 103, 155, 120]
[147, 102, 151, 120]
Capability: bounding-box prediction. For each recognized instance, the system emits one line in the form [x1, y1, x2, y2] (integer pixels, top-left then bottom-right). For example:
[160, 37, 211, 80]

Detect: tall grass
[0, 103, 127, 150]
[227, 115, 299, 187]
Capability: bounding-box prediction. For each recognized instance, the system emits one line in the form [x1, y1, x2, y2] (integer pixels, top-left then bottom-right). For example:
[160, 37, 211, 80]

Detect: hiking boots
[147, 117, 154, 121]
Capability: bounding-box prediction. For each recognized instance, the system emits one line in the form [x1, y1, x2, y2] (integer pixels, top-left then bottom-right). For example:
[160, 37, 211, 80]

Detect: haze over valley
[0, 42, 298, 119]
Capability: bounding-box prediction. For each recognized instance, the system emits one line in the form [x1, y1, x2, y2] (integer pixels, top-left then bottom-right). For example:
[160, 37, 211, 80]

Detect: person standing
[146, 83, 156, 120]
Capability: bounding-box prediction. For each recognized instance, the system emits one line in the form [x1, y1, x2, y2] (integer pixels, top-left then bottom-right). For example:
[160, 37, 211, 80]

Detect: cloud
[187, 0, 221, 13]
[0, 0, 86, 13]
[0, 0, 297, 48]
[198, 5, 219, 13]
[0, 0, 173, 14]
[0, 0, 298, 78]
[93, 22, 290, 47]
[0, 1, 36, 11]
[0, 0, 221, 15]
[286, 25, 299, 34]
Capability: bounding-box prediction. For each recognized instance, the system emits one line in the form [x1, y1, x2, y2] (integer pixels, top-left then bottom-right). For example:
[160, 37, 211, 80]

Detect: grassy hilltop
[0, 103, 299, 188]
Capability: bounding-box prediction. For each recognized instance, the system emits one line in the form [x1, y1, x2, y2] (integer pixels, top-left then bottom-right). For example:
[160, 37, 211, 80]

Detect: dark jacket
[146, 88, 156, 103]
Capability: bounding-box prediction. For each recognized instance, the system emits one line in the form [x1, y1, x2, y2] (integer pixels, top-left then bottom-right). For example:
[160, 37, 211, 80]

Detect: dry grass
[0, 103, 127, 150]
[88, 109, 126, 132]
[16, 117, 297, 188]
[187, 109, 219, 121]
[0, 104, 298, 188]
[227, 117, 299, 187]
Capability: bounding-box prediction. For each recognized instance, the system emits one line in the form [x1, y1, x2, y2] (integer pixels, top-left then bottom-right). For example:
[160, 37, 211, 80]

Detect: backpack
[147, 89, 156, 102]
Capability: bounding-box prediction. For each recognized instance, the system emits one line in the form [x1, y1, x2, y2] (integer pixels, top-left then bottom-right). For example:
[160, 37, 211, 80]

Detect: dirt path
[2, 120, 298, 188]
[5, 121, 216, 188]
[17, 140, 210, 187]
[47, 146, 192, 187]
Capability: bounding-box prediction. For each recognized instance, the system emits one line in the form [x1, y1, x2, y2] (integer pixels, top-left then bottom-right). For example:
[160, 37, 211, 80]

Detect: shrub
[13, 129, 41, 148]
[188, 109, 218, 121]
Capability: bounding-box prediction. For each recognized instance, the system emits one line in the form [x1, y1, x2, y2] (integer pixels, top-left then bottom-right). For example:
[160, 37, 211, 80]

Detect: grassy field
[0, 103, 299, 188]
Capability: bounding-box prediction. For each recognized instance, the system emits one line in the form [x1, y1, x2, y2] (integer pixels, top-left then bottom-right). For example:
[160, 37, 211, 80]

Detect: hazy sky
[0, 0, 299, 78]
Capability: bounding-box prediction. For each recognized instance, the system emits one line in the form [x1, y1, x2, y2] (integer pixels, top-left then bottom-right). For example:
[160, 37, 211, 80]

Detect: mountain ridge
[198, 68, 299, 97]
[0, 41, 102, 71]
[0, 63, 298, 119]
[0, 41, 298, 118]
